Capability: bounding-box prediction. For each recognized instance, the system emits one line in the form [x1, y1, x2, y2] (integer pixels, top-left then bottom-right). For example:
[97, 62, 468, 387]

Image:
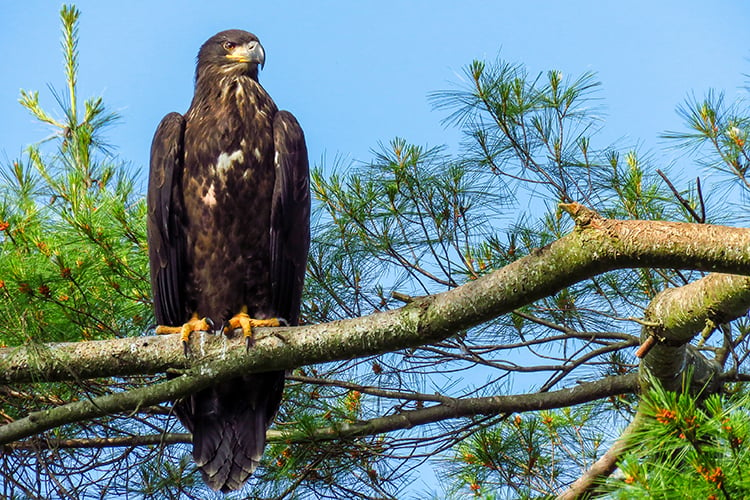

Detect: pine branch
[5, 433, 191, 450]
[272, 373, 638, 443]
[1, 210, 750, 385]
[557, 411, 644, 499]
[5, 373, 637, 450]
[0, 209, 749, 445]
[287, 374, 455, 404]
[60, 5, 80, 124]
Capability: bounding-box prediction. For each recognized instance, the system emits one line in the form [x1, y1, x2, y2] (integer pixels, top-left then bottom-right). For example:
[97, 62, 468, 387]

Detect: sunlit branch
[1, 208, 750, 446]
[287, 374, 453, 404]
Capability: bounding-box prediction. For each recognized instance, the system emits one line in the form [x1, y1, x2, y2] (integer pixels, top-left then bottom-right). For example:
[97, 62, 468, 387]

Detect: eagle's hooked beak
[227, 41, 265, 69]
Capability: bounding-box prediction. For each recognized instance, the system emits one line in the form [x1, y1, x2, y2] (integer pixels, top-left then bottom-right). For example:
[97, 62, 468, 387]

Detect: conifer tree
[1, 5, 750, 499]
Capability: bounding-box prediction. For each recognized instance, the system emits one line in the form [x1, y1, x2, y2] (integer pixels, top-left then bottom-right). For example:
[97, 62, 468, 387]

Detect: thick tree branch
[1, 209, 750, 445]
[641, 273, 750, 391]
[5, 373, 638, 449]
[2, 209, 750, 386]
[5, 433, 191, 450]
[0, 365, 218, 445]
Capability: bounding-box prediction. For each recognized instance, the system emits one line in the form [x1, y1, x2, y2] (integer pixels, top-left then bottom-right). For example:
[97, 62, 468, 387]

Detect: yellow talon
[224, 310, 283, 351]
[227, 312, 281, 336]
[155, 313, 213, 354]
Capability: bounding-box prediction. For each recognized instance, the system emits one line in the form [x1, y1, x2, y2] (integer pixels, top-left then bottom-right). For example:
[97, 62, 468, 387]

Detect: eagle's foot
[155, 313, 214, 355]
[222, 312, 287, 352]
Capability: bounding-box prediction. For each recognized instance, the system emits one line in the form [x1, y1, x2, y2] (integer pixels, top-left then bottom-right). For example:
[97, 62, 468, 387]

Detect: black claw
[182, 340, 190, 357]
[245, 335, 255, 353]
[205, 316, 215, 332]
[218, 319, 228, 336]
[278, 318, 289, 327]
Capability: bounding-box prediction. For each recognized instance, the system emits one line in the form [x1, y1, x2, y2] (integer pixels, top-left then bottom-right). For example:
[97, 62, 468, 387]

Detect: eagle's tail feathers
[176, 371, 284, 492]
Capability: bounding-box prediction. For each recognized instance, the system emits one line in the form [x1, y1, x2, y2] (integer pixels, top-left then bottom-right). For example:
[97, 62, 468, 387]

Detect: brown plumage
[147, 30, 309, 492]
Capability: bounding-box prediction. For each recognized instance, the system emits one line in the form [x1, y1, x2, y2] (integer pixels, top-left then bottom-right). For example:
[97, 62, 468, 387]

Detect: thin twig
[656, 169, 704, 223]
[556, 412, 643, 499]
[636, 336, 657, 358]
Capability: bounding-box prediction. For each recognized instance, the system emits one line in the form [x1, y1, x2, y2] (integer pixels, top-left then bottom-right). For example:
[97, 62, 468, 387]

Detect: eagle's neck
[183, 69, 276, 177]
[194, 64, 259, 92]
[191, 72, 266, 114]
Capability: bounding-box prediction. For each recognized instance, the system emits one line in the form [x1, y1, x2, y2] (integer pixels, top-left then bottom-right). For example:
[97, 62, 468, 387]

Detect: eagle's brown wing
[270, 110, 310, 327]
[147, 112, 187, 328]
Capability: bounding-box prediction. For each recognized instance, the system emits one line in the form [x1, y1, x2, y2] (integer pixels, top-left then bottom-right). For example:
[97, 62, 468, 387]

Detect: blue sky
[1, 1, 748, 190]
[0, 2, 748, 495]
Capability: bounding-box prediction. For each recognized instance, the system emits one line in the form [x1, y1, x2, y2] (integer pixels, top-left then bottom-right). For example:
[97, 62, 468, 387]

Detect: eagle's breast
[182, 76, 278, 321]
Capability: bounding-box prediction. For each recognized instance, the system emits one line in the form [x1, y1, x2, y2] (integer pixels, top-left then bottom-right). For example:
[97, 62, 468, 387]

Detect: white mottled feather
[216, 150, 245, 179]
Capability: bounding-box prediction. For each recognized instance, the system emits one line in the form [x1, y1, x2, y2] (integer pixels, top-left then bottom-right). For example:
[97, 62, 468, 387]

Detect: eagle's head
[196, 30, 265, 81]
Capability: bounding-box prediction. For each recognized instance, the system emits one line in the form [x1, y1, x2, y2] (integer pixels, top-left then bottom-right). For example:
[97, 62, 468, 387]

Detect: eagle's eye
[222, 41, 236, 51]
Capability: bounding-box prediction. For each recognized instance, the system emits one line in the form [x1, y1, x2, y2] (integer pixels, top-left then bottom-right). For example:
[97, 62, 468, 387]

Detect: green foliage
[3, 4, 750, 500]
[431, 60, 603, 205]
[298, 49, 750, 499]
[662, 89, 750, 227]
[444, 406, 606, 499]
[0, 5, 151, 347]
[607, 383, 750, 499]
[260, 434, 389, 499]
[309, 137, 506, 320]
[133, 455, 202, 500]
[0, 7, 159, 499]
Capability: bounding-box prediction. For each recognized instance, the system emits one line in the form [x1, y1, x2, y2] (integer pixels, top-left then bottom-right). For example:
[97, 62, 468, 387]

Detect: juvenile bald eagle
[147, 30, 309, 492]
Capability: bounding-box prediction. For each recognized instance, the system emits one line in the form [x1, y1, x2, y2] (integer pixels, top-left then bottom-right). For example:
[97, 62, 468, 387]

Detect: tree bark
[1, 206, 749, 446]
[2, 206, 750, 385]
[4, 372, 638, 449]
[640, 273, 750, 392]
